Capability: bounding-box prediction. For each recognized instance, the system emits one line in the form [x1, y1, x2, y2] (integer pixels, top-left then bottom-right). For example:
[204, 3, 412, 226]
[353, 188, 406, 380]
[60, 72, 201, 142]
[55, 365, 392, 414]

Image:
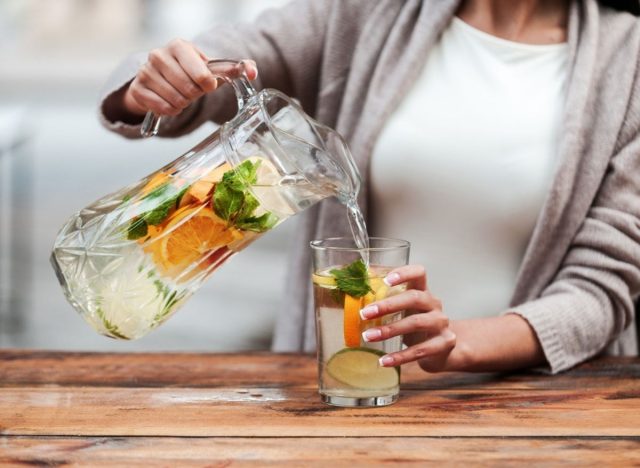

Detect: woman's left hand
[359, 264, 458, 372]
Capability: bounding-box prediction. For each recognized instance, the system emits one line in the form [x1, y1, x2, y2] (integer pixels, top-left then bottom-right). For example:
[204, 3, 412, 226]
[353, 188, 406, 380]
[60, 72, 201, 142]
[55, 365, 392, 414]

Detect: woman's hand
[359, 265, 459, 372]
[123, 38, 258, 117]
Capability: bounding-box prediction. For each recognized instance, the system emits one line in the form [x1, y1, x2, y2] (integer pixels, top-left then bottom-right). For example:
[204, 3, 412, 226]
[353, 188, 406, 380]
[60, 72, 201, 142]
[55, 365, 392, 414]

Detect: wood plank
[1, 351, 638, 390]
[2, 436, 639, 466]
[0, 351, 318, 388]
[1, 383, 638, 437]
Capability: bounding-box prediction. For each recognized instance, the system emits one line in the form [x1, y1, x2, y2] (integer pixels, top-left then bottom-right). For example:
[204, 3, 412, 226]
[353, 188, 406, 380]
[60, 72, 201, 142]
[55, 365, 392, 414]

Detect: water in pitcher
[51, 146, 367, 340]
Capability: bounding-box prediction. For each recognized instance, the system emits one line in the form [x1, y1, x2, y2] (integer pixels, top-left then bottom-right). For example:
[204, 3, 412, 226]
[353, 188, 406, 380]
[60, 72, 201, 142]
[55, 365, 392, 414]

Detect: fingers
[362, 309, 449, 343]
[169, 39, 218, 93]
[127, 78, 180, 116]
[384, 264, 428, 291]
[123, 37, 260, 117]
[137, 63, 190, 111]
[242, 60, 259, 81]
[149, 48, 204, 100]
[360, 288, 441, 320]
[378, 329, 456, 367]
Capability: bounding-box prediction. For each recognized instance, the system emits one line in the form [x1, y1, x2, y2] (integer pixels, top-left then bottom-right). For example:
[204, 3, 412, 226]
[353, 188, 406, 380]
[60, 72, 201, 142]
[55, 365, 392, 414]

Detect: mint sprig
[213, 160, 278, 233]
[96, 307, 129, 340]
[125, 182, 187, 240]
[330, 259, 372, 298]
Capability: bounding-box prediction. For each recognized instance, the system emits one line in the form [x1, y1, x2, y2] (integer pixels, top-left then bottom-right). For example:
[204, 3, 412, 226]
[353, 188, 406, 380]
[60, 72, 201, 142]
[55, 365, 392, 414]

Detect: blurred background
[0, 0, 294, 351]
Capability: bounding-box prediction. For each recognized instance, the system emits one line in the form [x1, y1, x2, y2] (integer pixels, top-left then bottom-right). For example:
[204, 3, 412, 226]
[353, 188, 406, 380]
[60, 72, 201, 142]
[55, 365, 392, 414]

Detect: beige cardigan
[100, 0, 640, 373]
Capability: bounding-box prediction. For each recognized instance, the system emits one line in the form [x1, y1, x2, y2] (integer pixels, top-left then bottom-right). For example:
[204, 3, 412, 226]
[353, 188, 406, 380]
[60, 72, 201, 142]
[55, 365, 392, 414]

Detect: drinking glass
[310, 237, 410, 407]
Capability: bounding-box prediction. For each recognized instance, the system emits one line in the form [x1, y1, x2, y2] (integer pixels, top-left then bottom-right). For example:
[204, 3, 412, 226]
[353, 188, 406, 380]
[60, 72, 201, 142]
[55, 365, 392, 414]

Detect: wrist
[446, 320, 476, 371]
[446, 315, 545, 373]
[102, 82, 146, 125]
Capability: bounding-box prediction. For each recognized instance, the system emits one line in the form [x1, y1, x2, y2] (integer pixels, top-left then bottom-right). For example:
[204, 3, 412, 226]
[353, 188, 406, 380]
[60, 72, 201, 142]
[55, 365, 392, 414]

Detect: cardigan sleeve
[509, 130, 640, 373]
[98, 0, 334, 139]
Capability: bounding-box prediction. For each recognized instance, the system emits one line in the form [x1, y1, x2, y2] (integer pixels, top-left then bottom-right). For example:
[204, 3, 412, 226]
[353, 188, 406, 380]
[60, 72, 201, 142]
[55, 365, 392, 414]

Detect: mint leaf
[330, 259, 372, 298]
[127, 218, 148, 240]
[236, 212, 279, 232]
[236, 191, 260, 221]
[142, 185, 187, 226]
[213, 181, 244, 221]
[143, 200, 172, 225]
[212, 160, 278, 232]
[96, 307, 129, 340]
[235, 159, 260, 185]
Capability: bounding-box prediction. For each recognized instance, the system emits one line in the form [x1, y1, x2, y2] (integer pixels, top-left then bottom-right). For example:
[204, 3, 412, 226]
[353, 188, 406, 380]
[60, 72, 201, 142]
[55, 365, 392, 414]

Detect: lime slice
[312, 273, 336, 287]
[326, 347, 399, 390]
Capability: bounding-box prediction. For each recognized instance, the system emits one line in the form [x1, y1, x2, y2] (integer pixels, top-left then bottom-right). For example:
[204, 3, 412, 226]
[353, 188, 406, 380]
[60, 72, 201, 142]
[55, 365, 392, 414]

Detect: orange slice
[183, 180, 214, 205]
[344, 294, 363, 348]
[201, 162, 232, 184]
[142, 171, 171, 196]
[159, 206, 241, 273]
[343, 276, 388, 347]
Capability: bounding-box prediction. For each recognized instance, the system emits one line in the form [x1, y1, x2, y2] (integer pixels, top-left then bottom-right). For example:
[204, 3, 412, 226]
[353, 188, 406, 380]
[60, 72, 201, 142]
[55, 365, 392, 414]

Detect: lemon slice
[246, 156, 294, 218]
[370, 276, 389, 301]
[312, 273, 336, 287]
[251, 155, 281, 186]
[326, 347, 399, 390]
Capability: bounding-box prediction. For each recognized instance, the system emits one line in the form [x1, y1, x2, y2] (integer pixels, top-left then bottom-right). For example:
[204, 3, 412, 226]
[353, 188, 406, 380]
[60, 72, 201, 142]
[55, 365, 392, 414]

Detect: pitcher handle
[141, 59, 257, 138]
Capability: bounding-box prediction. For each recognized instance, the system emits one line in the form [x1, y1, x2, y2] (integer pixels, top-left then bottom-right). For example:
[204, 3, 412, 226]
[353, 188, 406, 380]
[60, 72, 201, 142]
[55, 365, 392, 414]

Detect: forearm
[446, 314, 546, 372]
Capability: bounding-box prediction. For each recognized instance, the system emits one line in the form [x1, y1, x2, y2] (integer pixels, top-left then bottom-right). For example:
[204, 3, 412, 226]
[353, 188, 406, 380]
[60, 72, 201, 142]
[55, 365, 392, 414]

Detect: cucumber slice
[326, 347, 399, 390]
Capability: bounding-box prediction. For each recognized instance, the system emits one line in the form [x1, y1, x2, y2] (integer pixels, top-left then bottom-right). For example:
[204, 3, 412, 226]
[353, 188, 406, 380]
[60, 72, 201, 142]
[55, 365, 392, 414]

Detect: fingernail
[384, 273, 400, 286]
[359, 305, 378, 320]
[379, 355, 394, 367]
[362, 328, 382, 342]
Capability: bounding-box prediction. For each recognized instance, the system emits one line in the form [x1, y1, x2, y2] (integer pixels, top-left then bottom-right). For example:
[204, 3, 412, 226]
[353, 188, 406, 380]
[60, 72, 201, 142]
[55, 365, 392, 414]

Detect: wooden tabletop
[0, 351, 639, 466]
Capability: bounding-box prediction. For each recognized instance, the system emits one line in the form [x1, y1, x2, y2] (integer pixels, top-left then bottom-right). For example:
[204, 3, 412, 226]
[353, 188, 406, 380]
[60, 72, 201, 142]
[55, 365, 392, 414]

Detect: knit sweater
[99, 0, 640, 373]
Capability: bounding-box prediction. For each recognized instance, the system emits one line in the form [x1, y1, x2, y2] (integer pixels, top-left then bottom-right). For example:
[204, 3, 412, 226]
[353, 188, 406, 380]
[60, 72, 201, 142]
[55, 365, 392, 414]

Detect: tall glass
[310, 237, 410, 407]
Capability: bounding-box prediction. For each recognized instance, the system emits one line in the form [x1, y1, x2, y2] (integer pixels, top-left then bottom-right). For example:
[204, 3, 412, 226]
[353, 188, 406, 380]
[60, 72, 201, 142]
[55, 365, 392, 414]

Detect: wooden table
[1, 351, 639, 466]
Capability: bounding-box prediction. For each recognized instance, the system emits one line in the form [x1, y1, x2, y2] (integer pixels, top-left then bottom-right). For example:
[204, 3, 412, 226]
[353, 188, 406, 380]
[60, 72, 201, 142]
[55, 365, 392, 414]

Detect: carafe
[51, 60, 360, 340]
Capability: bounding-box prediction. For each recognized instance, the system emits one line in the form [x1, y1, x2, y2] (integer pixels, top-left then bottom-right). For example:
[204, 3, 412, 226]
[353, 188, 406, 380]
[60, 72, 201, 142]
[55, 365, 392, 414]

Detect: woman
[101, 0, 640, 374]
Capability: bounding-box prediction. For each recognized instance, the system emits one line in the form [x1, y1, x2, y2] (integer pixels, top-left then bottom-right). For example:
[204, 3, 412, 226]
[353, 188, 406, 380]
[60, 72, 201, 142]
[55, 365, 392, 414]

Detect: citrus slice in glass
[326, 347, 399, 390]
[343, 294, 363, 348]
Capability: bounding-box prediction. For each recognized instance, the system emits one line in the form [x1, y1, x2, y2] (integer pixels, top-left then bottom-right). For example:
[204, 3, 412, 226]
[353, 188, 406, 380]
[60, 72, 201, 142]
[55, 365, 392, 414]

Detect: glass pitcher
[51, 59, 361, 340]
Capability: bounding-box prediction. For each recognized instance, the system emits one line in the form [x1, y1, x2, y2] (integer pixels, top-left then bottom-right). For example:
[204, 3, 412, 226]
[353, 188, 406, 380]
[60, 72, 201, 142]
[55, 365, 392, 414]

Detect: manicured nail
[362, 328, 382, 342]
[384, 273, 400, 286]
[359, 305, 378, 320]
[379, 355, 394, 367]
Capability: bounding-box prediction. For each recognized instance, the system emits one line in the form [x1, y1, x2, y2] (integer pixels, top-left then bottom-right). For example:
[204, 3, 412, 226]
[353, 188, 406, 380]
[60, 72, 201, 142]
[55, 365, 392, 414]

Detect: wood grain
[1, 383, 638, 437]
[1, 351, 638, 464]
[2, 436, 640, 467]
[1, 350, 638, 388]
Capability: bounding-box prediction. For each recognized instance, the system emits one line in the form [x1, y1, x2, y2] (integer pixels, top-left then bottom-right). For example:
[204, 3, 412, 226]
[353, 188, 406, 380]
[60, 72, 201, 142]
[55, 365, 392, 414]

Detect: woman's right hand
[123, 38, 258, 117]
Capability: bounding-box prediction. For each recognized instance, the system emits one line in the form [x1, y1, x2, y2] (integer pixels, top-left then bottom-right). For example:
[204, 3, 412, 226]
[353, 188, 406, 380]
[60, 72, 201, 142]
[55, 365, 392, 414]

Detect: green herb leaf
[236, 191, 260, 221]
[212, 160, 278, 232]
[127, 218, 148, 240]
[236, 212, 279, 232]
[235, 159, 260, 185]
[143, 200, 172, 225]
[142, 185, 187, 226]
[125, 183, 187, 239]
[330, 259, 372, 298]
[213, 181, 244, 221]
[96, 307, 130, 340]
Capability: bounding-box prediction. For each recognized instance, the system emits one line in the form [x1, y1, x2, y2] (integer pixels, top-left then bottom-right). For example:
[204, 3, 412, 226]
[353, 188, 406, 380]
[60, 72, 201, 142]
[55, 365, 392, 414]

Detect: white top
[369, 17, 569, 319]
